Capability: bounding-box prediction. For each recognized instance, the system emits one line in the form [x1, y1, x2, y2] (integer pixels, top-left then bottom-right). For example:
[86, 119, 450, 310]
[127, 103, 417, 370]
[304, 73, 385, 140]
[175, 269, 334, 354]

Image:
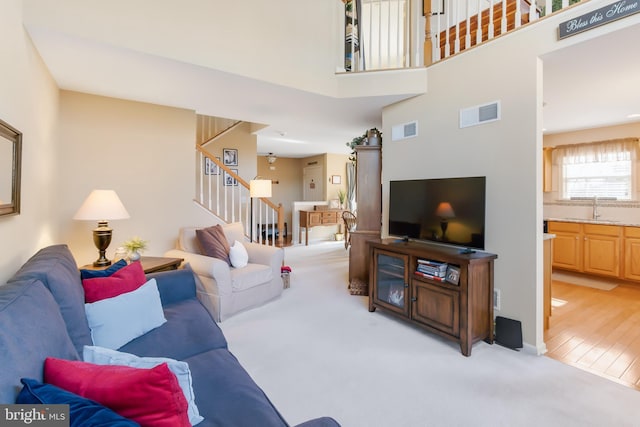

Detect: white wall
[55, 91, 214, 266]
[0, 0, 60, 283]
[382, 0, 640, 351]
[22, 0, 341, 96]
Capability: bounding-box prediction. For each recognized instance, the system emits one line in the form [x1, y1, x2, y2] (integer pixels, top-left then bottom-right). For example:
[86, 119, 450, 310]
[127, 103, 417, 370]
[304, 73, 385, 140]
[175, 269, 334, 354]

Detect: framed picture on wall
[331, 175, 342, 184]
[224, 169, 238, 186]
[204, 157, 220, 175]
[223, 148, 238, 166]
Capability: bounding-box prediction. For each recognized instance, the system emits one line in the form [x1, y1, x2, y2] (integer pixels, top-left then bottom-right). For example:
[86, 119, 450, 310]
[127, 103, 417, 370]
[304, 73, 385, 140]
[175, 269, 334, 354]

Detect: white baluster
[454, 0, 460, 54]
[198, 152, 204, 205]
[488, 0, 494, 39]
[501, 0, 507, 35]
[465, 0, 471, 52]
[445, 0, 450, 57]
[435, 0, 442, 61]
[515, 0, 522, 29]
[207, 164, 212, 210]
[476, 0, 482, 45]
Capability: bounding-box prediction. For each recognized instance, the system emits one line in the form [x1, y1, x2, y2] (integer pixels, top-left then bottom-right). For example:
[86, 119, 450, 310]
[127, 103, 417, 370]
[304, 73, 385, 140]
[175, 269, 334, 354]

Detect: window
[553, 138, 639, 200]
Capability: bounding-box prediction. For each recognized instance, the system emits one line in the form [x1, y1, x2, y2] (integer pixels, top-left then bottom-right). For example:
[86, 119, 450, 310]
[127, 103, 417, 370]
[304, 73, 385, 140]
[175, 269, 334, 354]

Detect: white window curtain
[552, 138, 639, 165]
[552, 138, 640, 200]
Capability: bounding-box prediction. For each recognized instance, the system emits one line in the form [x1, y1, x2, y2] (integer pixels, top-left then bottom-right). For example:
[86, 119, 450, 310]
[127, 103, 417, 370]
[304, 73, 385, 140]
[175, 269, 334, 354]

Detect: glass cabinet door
[373, 250, 409, 315]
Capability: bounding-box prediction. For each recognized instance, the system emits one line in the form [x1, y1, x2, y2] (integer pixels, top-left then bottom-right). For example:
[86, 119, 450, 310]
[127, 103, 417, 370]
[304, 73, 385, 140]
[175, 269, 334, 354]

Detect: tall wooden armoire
[348, 145, 382, 295]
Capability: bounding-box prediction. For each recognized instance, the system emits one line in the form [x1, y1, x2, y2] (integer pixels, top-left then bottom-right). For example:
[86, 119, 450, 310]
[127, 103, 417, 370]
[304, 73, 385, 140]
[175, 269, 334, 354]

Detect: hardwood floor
[545, 277, 640, 390]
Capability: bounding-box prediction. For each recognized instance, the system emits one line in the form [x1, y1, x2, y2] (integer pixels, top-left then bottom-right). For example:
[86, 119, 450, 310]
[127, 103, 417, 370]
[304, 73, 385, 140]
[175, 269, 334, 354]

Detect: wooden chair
[342, 211, 357, 250]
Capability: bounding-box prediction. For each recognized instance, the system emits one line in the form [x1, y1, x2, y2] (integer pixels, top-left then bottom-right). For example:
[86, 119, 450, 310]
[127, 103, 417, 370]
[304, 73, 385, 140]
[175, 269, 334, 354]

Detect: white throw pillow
[83, 345, 203, 426]
[84, 278, 166, 350]
[229, 240, 249, 268]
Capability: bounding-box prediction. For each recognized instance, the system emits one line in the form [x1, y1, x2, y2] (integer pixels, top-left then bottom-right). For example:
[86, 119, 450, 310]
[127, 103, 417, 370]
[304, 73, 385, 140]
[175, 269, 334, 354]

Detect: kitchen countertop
[545, 218, 640, 227]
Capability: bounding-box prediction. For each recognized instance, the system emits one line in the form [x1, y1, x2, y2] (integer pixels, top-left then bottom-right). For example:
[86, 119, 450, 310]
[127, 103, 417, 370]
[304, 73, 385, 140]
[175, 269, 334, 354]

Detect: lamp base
[92, 222, 113, 267]
[440, 221, 449, 241]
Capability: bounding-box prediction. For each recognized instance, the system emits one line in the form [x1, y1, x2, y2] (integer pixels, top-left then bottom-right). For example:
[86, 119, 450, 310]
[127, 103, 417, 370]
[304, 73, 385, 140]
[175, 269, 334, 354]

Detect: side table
[80, 256, 183, 274]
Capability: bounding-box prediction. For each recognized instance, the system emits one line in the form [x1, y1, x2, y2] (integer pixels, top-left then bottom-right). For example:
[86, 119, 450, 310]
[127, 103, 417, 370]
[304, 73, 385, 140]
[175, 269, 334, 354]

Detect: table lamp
[74, 189, 130, 267]
[249, 179, 272, 198]
[249, 179, 272, 241]
[435, 201, 455, 241]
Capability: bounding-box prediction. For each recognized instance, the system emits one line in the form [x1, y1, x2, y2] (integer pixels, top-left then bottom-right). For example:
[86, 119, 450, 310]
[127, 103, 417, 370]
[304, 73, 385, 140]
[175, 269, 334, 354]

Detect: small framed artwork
[223, 148, 238, 166]
[445, 265, 460, 285]
[224, 169, 238, 186]
[204, 157, 220, 175]
[331, 175, 342, 184]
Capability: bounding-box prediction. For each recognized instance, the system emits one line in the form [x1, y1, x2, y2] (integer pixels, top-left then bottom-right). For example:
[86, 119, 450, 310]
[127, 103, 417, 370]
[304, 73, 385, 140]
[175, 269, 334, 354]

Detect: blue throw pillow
[80, 259, 128, 280]
[16, 378, 139, 427]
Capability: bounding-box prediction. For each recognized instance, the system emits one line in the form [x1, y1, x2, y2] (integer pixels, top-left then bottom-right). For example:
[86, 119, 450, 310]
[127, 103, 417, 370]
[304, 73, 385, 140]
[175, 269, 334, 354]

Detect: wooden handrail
[198, 120, 243, 147]
[438, 0, 533, 57]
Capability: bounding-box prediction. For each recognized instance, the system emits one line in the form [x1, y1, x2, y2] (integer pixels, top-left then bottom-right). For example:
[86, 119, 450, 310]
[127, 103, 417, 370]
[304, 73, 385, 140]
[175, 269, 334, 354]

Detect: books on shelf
[414, 270, 447, 282]
[416, 258, 447, 277]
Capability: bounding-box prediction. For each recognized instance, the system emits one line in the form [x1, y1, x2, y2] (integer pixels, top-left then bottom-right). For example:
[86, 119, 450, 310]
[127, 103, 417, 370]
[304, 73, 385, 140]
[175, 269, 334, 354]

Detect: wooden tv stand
[368, 239, 497, 356]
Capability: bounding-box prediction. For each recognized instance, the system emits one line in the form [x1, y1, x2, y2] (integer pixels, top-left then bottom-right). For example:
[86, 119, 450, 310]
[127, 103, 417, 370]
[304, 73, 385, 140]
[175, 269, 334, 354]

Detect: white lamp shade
[73, 190, 130, 221]
[250, 179, 272, 198]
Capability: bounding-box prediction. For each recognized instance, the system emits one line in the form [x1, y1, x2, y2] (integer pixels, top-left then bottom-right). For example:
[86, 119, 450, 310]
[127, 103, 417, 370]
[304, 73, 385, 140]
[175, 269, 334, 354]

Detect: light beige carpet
[552, 271, 618, 291]
[220, 242, 640, 427]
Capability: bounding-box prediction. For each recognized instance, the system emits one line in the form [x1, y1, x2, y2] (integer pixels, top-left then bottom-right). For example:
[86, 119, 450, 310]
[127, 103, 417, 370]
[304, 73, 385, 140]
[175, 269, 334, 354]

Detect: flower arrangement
[123, 236, 147, 253]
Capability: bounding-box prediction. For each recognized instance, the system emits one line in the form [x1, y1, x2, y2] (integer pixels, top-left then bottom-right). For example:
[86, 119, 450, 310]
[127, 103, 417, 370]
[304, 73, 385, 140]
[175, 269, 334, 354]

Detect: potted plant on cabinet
[346, 128, 383, 161]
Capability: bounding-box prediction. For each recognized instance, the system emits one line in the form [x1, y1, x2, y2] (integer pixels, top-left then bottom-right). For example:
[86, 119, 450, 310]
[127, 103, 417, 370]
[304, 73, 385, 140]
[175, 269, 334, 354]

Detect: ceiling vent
[391, 121, 418, 141]
[459, 101, 501, 128]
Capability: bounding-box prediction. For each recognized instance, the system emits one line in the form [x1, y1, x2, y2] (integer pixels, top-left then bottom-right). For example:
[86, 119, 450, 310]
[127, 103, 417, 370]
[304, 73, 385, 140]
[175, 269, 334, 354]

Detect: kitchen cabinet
[624, 227, 640, 281]
[543, 147, 553, 193]
[582, 224, 620, 278]
[547, 222, 582, 272]
[548, 221, 637, 281]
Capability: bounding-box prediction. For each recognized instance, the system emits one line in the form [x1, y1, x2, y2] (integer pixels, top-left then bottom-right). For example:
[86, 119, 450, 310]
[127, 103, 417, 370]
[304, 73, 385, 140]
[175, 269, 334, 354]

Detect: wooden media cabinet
[368, 239, 497, 356]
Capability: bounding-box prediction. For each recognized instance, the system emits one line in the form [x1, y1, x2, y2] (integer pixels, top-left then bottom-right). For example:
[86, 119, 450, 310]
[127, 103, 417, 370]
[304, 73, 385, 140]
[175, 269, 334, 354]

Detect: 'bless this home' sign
[559, 0, 640, 39]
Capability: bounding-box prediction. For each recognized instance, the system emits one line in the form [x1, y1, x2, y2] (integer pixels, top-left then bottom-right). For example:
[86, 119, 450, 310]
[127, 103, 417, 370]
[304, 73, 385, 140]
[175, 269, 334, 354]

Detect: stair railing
[340, 0, 582, 70]
[195, 146, 285, 246]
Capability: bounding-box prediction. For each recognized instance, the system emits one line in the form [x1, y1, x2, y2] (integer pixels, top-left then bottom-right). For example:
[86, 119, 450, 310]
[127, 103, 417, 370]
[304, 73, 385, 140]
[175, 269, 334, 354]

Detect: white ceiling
[542, 22, 640, 135]
[22, 11, 640, 158]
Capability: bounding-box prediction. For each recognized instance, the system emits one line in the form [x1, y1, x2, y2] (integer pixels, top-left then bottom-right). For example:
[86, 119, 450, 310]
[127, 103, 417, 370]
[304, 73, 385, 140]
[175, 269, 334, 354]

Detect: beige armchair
[165, 222, 284, 322]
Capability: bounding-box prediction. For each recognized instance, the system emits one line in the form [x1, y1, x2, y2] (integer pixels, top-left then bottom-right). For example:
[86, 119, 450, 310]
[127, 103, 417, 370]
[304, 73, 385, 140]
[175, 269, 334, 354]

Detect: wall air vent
[459, 101, 501, 129]
[391, 120, 418, 141]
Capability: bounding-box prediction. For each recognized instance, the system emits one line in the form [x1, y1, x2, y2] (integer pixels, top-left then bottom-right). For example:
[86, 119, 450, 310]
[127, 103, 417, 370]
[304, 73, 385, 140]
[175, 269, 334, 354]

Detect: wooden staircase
[438, 0, 537, 58]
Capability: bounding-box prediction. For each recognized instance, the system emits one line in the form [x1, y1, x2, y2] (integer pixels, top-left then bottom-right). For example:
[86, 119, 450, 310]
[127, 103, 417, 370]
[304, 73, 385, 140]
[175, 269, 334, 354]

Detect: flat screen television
[388, 176, 486, 251]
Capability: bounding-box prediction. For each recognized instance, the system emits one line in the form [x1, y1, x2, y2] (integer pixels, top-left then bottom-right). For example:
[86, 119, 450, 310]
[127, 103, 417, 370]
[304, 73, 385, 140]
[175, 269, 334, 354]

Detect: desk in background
[299, 209, 343, 245]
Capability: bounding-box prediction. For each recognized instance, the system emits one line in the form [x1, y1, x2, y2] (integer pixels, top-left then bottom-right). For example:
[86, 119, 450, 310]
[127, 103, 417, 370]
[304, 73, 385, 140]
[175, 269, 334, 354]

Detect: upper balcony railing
[340, 0, 581, 71]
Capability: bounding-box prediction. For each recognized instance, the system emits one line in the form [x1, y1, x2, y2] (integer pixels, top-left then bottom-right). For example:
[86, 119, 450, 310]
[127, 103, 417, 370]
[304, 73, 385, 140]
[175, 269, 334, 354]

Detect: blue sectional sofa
[0, 244, 339, 427]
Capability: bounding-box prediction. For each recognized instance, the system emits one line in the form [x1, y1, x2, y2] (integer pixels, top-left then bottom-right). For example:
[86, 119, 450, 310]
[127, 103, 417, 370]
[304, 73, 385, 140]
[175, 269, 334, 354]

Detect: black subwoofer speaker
[495, 316, 523, 350]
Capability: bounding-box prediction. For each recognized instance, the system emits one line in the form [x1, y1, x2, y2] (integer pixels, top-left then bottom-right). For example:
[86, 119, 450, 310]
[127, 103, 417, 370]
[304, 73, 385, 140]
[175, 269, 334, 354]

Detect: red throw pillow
[82, 261, 146, 303]
[196, 225, 231, 265]
[44, 357, 189, 427]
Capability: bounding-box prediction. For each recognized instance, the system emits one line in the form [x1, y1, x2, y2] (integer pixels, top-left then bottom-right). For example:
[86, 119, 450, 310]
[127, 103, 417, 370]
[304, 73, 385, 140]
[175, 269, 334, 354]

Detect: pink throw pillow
[82, 261, 146, 303]
[44, 357, 190, 427]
